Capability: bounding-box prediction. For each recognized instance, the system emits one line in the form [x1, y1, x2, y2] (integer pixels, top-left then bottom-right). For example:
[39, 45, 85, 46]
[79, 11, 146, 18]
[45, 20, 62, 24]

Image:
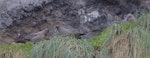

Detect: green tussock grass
[31, 36, 94, 58]
[89, 22, 137, 48]
[89, 28, 112, 47]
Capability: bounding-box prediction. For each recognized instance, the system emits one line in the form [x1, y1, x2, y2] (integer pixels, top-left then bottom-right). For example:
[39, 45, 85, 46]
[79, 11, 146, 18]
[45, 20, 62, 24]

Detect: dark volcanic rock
[0, 0, 51, 29]
[0, 0, 149, 43]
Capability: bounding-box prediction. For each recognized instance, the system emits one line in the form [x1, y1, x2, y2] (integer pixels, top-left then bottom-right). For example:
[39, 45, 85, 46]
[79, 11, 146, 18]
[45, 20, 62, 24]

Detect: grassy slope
[0, 13, 149, 58]
[91, 13, 150, 58]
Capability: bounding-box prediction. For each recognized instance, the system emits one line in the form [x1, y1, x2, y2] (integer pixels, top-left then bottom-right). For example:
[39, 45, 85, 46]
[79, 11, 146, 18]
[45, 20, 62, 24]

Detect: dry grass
[0, 48, 25, 58]
[110, 33, 130, 58]
[0, 42, 33, 58]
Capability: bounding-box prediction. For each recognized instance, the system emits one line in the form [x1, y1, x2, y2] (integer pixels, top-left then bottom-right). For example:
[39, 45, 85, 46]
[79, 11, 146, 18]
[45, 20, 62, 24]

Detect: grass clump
[137, 13, 150, 30]
[89, 28, 112, 47]
[31, 36, 94, 58]
[89, 22, 136, 48]
[0, 48, 25, 58]
[0, 42, 33, 58]
[95, 13, 150, 58]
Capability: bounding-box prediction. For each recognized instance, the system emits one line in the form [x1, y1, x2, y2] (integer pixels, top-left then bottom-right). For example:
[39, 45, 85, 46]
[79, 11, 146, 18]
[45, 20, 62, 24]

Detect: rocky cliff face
[0, 0, 149, 43]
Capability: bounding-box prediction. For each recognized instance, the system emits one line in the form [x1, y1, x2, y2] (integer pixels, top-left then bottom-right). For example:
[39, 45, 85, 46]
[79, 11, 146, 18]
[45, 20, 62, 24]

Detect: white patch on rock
[83, 10, 99, 23]
[88, 11, 99, 19]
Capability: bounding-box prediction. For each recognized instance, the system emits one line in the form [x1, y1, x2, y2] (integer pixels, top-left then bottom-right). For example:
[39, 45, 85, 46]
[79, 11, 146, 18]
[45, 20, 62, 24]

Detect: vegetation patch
[0, 42, 33, 58]
[0, 13, 149, 58]
[96, 13, 150, 58]
[31, 36, 94, 58]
